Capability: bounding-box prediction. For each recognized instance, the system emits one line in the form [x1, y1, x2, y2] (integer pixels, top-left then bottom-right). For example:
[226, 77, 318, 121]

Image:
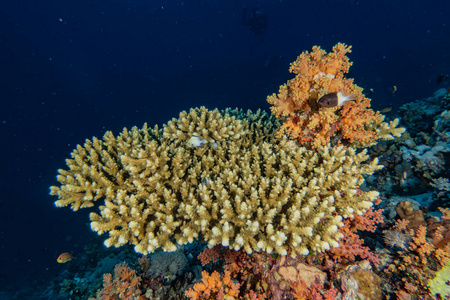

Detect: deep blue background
[1, 0, 449, 290]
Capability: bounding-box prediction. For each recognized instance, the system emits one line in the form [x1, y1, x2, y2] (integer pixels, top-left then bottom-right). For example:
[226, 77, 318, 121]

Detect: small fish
[317, 92, 356, 107]
[391, 86, 397, 94]
[402, 171, 408, 180]
[57, 252, 73, 263]
[400, 171, 408, 186]
[188, 136, 218, 148]
[187, 136, 207, 147]
[379, 107, 392, 113]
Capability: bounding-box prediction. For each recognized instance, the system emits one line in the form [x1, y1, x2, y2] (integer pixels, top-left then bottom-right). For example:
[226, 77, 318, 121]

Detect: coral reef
[51, 106, 382, 257]
[378, 203, 450, 298]
[399, 88, 450, 134]
[364, 88, 450, 200]
[45, 44, 450, 300]
[267, 43, 404, 149]
[401, 142, 450, 180]
[392, 90, 450, 192]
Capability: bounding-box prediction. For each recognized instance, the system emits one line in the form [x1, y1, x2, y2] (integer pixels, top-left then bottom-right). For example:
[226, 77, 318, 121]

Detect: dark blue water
[0, 0, 449, 294]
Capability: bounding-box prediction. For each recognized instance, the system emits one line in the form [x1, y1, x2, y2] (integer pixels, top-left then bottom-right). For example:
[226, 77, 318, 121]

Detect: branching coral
[50, 107, 383, 257]
[267, 43, 404, 149]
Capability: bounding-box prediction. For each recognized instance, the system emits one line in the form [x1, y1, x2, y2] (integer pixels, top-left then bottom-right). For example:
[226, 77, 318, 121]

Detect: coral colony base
[48, 44, 450, 300]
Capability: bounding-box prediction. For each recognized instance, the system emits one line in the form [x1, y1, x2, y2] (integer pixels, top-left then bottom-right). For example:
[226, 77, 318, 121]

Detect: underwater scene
[1, 1, 450, 299]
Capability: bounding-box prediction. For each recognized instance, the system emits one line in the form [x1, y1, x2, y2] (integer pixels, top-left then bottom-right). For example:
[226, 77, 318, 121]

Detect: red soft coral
[329, 193, 383, 265]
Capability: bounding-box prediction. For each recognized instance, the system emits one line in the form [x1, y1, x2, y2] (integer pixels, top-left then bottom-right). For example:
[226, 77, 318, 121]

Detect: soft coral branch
[329, 196, 383, 265]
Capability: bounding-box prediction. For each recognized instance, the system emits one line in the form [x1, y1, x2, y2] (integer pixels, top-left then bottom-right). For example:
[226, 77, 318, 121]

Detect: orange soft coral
[185, 270, 241, 300]
[267, 43, 385, 149]
[95, 262, 142, 300]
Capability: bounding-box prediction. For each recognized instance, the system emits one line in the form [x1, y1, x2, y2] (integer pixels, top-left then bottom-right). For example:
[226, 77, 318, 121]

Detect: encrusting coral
[267, 43, 404, 149]
[50, 106, 382, 257]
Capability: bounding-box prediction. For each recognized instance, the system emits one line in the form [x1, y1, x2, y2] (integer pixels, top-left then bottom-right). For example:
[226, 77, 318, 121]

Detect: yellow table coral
[51, 107, 382, 257]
